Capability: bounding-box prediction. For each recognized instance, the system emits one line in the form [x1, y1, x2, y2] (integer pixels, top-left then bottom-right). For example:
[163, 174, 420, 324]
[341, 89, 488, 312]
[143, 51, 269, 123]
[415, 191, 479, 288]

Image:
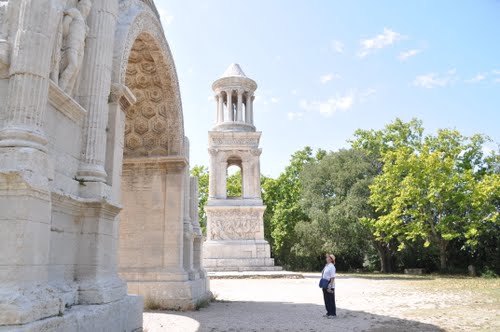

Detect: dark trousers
[322, 288, 336, 316]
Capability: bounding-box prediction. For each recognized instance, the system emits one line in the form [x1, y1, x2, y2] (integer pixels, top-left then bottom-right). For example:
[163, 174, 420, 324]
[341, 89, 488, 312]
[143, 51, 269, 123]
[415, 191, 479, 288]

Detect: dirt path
[143, 274, 499, 332]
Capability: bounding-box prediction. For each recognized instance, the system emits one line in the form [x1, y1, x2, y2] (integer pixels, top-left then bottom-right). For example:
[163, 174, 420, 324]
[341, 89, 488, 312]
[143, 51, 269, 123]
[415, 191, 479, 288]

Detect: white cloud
[413, 69, 458, 88]
[331, 40, 344, 53]
[300, 91, 355, 117]
[208, 95, 215, 101]
[465, 73, 486, 83]
[398, 49, 421, 61]
[359, 88, 376, 102]
[357, 28, 406, 58]
[291, 89, 298, 95]
[157, 7, 174, 27]
[275, 55, 282, 61]
[320, 73, 341, 84]
[270, 97, 280, 104]
[288, 112, 304, 121]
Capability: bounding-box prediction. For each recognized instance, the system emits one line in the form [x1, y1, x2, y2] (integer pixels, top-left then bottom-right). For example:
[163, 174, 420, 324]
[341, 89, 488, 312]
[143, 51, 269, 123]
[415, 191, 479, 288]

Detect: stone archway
[0, 1, 208, 330]
[109, 1, 209, 310]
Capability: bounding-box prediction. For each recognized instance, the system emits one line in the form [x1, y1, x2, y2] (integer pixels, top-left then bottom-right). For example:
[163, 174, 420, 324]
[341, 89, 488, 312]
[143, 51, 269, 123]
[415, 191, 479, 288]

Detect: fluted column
[214, 94, 219, 123]
[0, 1, 64, 326]
[236, 89, 243, 122]
[226, 89, 233, 121]
[77, 1, 118, 182]
[249, 95, 255, 124]
[0, 1, 59, 151]
[217, 93, 224, 123]
[244, 93, 251, 123]
[219, 93, 224, 122]
[208, 149, 217, 198]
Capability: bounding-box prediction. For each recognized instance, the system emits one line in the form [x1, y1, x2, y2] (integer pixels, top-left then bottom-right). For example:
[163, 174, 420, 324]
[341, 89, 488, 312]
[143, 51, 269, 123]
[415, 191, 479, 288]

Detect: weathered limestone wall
[119, 157, 211, 310]
[0, 0, 210, 330]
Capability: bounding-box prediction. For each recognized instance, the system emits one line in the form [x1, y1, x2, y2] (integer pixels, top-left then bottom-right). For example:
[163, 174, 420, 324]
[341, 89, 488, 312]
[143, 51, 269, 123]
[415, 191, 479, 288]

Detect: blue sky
[155, 0, 500, 177]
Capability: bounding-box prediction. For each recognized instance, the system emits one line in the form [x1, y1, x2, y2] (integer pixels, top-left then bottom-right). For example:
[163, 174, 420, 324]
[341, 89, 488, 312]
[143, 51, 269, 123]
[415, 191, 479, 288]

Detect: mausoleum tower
[203, 63, 280, 271]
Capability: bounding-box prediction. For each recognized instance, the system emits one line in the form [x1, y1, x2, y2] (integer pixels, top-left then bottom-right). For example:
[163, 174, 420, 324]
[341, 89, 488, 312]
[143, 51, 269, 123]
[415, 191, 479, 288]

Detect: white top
[322, 263, 336, 288]
[221, 63, 247, 78]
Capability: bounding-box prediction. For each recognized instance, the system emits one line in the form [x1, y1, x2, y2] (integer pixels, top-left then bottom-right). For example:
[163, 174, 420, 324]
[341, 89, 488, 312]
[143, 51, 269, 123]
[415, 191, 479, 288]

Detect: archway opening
[226, 160, 243, 198]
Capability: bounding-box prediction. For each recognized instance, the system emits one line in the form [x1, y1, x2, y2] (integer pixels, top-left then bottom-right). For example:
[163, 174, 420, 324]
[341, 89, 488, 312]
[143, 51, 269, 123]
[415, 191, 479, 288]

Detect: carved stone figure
[58, 0, 91, 94]
[0, 0, 11, 78]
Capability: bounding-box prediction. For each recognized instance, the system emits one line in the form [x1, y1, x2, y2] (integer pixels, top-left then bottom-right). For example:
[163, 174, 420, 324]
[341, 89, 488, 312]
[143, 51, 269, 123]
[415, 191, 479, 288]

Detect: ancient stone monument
[0, 1, 209, 331]
[203, 64, 280, 272]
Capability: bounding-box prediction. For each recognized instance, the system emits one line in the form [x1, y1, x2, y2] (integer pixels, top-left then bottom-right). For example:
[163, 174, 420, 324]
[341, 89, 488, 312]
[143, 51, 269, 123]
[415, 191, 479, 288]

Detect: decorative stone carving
[112, 4, 185, 156]
[122, 33, 184, 158]
[0, 1, 10, 78]
[58, 0, 92, 95]
[208, 210, 261, 240]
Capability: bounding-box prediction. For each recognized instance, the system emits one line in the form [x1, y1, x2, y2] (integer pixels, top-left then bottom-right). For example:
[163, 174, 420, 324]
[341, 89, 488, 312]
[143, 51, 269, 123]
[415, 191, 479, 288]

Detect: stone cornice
[212, 76, 257, 93]
[48, 80, 87, 124]
[122, 156, 188, 172]
[208, 131, 261, 148]
[51, 191, 122, 218]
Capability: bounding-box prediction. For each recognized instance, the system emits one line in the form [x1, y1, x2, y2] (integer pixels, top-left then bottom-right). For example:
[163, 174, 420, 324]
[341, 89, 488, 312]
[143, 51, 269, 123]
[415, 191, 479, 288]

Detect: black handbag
[319, 278, 329, 288]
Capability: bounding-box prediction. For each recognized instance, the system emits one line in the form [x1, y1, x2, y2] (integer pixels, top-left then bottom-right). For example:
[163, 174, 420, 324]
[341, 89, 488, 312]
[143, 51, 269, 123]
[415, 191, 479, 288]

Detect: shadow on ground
[143, 301, 444, 332]
[301, 273, 433, 281]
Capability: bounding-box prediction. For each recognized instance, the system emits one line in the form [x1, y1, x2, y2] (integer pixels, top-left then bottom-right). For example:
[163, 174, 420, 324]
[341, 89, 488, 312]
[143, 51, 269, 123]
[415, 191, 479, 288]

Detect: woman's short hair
[326, 254, 336, 263]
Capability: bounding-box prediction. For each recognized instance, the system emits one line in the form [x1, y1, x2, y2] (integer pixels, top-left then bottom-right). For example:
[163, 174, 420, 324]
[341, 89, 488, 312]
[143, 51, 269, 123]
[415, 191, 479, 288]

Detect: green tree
[261, 146, 325, 270]
[299, 149, 378, 270]
[351, 118, 425, 272]
[226, 170, 242, 197]
[191, 165, 209, 234]
[368, 129, 499, 271]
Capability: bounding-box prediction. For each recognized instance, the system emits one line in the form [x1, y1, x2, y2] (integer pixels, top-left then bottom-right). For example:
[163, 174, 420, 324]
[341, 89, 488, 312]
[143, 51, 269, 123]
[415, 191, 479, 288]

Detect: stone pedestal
[203, 205, 280, 272]
[0, 296, 143, 332]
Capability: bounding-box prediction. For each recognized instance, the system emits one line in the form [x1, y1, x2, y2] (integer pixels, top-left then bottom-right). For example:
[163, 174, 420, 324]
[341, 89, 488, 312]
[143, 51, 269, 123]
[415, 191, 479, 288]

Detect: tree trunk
[376, 242, 393, 273]
[439, 240, 448, 271]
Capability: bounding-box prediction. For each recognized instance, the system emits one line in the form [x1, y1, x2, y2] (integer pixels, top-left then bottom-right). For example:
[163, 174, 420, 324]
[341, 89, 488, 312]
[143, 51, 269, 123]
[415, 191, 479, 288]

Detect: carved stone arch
[112, 1, 184, 157]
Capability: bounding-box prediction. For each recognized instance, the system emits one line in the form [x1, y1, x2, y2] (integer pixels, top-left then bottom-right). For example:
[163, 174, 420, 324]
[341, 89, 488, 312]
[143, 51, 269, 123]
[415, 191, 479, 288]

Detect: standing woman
[321, 254, 336, 318]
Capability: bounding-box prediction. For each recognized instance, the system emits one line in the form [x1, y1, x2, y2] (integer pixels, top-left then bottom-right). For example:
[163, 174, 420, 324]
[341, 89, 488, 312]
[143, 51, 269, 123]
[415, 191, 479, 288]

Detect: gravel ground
[143, 273, 499, 332]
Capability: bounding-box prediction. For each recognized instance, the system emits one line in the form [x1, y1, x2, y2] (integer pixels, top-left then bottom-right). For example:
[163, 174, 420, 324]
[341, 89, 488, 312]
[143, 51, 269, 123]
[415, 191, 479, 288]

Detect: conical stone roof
[221, 63, 247, 78]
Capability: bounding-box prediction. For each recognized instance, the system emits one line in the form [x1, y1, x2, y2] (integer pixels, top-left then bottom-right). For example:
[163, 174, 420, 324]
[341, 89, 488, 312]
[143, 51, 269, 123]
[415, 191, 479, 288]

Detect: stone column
[226, 89, 233, 121]
[252, 149, 263, 198]
[77, 1, 118, 183]
[214, 94, 219, 124]
[242, 160, 251, 199]
[106, 83, 135, 202]
[217, 93, 224, 123]
[190, 176, 201, 279]
[236, 89, 243, 122]
[164, 162, 188, 274]
[208, 148, 217, 199]
[0, 1, 59, 151]
[248, 95, 254, 125]
[245, 93, 253, 124]
[190, 176, 200, 229]
[219, 160, 228, 198]
[182, 138, 194, 278]
[0, 1, 64, 326]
